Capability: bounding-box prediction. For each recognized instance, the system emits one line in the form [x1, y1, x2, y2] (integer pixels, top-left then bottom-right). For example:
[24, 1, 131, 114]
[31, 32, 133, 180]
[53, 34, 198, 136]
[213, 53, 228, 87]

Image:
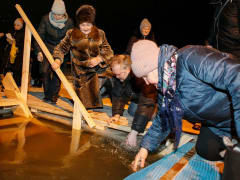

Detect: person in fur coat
[52, 5, 114, 109]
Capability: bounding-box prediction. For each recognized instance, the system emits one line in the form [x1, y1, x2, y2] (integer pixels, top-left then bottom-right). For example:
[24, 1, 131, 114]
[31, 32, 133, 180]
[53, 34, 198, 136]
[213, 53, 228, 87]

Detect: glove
[37, 52, 43, 62]
[125, 130, 138, 147]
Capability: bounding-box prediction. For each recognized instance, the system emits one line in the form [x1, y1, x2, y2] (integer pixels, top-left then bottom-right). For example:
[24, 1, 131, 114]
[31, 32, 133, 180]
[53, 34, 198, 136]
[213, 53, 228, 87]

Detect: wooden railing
[15, 4, 96, 130]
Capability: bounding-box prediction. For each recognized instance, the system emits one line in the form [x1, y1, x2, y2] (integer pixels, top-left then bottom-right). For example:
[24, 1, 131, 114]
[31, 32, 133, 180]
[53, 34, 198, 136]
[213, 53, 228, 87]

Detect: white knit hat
[131, 40, 159, 78]
[51, 0, 66, 15]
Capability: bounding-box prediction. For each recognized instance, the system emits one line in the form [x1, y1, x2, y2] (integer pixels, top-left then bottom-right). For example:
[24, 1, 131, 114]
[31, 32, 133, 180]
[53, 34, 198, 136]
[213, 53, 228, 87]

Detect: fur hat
[51, 0, 66, 15]
[131, 40, 159, 78]
[76, 5, 96, 26]
[140, 18, 151, 31]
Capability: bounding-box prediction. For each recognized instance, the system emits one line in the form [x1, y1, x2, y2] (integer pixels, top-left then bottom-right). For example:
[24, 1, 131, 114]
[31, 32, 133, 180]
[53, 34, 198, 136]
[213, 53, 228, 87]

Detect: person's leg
[196, 126, 226, 161]
[42, 59, 51, 100]
[49, 71, 61, 103]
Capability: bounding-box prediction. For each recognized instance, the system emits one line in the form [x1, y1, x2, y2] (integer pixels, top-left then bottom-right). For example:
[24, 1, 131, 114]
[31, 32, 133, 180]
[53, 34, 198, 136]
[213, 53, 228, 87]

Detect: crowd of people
[0, 0, 239, 178]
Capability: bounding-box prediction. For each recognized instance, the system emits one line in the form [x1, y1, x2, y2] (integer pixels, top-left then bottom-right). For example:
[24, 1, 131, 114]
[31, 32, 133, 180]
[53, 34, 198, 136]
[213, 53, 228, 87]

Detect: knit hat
[140, 18, 151, 31]
[75, 5, 96, 26]
[51, 0, 66, 15]
[131, 40, 159, 78]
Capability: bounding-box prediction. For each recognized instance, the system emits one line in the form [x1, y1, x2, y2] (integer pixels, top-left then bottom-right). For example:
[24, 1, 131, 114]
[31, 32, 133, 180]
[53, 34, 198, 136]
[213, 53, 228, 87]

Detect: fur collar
[72, 26, 100, 41]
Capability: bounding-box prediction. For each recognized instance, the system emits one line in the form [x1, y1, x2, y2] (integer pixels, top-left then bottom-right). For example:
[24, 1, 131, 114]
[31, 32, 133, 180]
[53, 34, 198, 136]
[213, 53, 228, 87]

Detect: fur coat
[53, 26, 114, 108]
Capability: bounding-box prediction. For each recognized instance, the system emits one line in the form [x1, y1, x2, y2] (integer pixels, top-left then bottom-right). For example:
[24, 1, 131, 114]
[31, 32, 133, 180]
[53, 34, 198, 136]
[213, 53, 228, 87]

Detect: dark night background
[0, 0, 214, 53]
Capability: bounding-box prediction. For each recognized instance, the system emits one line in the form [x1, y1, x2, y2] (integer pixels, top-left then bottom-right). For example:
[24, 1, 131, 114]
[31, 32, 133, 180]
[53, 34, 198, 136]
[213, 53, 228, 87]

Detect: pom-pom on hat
[131, 40, 159, 78]
[75, 5, 96, 26]
[51, 0, 66, 15]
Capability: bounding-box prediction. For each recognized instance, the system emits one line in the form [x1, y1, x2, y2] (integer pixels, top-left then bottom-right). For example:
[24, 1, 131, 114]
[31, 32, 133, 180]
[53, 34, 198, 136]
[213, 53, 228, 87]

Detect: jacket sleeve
[140, 93, 170, 152]
[111, 78, 129, 116]
[53, 29, 73, 62]
[184, 46, 240, 138]
[98, 30, 114, 65]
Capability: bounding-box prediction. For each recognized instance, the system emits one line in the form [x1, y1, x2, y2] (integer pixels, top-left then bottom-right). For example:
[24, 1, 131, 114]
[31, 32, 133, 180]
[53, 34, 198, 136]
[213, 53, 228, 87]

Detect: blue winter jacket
[141, 45, 240, 152]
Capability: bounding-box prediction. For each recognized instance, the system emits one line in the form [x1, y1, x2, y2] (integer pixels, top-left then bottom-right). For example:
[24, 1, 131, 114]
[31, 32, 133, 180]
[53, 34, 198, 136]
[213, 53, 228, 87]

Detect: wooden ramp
[124, 141, 223, 180]
[27, 87, 134, 133]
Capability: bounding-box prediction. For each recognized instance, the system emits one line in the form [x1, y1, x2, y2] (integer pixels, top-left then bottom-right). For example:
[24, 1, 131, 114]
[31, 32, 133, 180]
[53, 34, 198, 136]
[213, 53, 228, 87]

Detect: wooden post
[15, 4, 96, 129]
[21, 26, 32, 101]
[73, 102, 82, 130]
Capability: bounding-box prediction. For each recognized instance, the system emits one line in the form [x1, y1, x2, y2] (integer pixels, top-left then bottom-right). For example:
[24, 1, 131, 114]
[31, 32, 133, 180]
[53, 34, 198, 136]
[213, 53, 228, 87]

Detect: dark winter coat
[53, 26, 114, 108]
[208, 0, 240, 59]
[2, 28, 25, 86]
[141, 45, 240, 152]
[35, 14, 74, 54]
[112, 73, 156, 133]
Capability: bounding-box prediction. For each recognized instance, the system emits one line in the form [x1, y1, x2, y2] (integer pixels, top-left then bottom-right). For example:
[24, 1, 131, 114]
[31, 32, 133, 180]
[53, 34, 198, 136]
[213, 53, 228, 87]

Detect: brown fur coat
[53, 26, 114, 108]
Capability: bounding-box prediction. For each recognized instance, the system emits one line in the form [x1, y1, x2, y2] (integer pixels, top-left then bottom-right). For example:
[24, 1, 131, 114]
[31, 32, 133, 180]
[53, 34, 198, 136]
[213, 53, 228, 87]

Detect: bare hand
[131, 148, 148, 172]
[0, 33, 4, 38]
[88, 56, 102, 68]
[37, 52, 43, 62]
[52, 59, 61, 70]
[107, 114, 120, 124]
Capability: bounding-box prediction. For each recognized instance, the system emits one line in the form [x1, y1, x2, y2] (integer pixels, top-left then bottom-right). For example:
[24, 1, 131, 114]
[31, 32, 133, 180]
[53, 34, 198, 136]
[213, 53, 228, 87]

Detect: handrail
[15, 4, 96, 129]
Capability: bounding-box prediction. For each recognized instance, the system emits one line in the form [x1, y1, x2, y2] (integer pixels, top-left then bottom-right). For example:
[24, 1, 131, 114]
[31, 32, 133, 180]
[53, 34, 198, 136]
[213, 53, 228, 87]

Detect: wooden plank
[160, 146, 196, 180]
[0, 98, 20, 107]
[15, 4, 95, 129]
[33, 112, 72, 126]
[56, 98, 73, 112]
[0, 117, 26, 126]
[88, 111, 128, 126]
[29, 105, 72, 118]
[21, 26, 32, 101]
[72, 102, 82, 130]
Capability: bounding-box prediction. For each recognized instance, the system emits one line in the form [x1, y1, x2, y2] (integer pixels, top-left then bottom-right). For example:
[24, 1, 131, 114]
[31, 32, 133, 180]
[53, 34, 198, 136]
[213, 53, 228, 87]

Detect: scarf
[158, 44, 184, 150]
[49, 12, 68, 29]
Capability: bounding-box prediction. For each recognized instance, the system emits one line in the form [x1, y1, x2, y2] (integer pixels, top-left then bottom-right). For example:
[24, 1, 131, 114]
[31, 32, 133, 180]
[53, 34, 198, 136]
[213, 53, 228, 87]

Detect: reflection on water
[0, 118, 132, 180]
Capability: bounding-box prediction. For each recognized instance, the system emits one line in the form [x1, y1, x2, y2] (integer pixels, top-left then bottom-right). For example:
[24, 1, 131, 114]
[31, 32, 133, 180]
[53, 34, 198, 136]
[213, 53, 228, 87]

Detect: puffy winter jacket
[141, 45, 240, 152]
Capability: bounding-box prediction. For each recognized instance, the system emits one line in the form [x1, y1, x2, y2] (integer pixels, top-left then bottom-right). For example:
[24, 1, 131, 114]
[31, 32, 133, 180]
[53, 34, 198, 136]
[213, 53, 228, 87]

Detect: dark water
[0, 118, 137, 180]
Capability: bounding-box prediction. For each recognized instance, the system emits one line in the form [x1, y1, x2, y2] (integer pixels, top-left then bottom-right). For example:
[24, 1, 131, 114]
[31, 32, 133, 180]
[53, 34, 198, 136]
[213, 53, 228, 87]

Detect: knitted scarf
[49, 12, 68, 29]
[158, 44, 184, 150]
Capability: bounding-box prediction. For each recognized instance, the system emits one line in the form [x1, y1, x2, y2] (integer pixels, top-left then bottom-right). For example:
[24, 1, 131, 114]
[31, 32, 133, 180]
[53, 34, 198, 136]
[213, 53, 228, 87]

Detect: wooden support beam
[0, 98, 20, 107]
[2, 73, 32, 118]
[21, 26, 32, 101]
[15, 4, 95, 129]
[73, 102, 82, 130]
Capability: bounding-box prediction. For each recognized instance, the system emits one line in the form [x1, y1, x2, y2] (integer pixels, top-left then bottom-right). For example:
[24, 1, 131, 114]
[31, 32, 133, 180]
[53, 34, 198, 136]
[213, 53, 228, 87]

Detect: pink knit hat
[130, 40, 159, 78]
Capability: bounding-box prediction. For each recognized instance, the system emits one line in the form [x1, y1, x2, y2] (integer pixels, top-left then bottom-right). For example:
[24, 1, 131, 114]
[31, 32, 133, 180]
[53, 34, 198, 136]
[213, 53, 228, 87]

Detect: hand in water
[131, 147, 148, 171]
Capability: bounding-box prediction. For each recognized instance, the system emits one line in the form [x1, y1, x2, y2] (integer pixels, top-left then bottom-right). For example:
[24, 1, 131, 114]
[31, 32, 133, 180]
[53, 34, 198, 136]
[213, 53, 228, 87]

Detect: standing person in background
[35, 0, 74, 104]
[126, 18, 155, 55]
[52, 5, 114, 109]
[109, 54, 157, 147]
[207, 0, 240, 60]
[2, 18, 25, 86]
